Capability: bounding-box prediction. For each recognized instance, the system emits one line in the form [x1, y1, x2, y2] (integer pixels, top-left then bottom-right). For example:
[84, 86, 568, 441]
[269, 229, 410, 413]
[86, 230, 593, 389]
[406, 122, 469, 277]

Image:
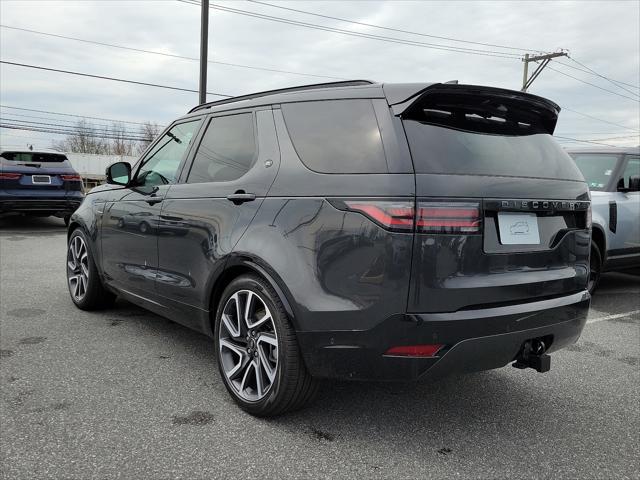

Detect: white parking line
[587, 310, 640, 325]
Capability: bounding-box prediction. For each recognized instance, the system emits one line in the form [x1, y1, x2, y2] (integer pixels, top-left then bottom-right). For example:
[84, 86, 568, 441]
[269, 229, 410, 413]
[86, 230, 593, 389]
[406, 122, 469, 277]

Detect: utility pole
[198, 0, 209, 105]
[521, 51, 568, 92]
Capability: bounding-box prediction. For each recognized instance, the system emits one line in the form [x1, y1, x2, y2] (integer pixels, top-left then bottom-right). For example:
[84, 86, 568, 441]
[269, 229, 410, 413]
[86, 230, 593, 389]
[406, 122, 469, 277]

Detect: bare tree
[108, 122, 136, 156]
[51, 120, 109, 154]
[137, 122, 161, 154]
[51, 119, 160, 156]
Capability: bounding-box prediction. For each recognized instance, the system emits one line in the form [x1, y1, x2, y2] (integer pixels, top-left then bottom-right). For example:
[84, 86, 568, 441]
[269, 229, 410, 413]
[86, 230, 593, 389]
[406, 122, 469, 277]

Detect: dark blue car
[0, 149, 84, 224]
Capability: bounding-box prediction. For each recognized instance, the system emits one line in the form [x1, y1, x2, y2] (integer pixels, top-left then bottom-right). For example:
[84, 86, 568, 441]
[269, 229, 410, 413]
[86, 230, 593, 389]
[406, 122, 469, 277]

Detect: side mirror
[106, 162, 131, 186]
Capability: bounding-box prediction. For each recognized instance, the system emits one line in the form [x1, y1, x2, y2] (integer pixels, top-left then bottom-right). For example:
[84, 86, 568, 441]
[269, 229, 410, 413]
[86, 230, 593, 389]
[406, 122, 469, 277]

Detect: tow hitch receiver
[512, 339, 551, 373]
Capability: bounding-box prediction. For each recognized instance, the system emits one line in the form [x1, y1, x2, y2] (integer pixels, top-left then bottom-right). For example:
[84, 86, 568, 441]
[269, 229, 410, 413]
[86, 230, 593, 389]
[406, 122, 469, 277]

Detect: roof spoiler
[386, 83, 561, 135]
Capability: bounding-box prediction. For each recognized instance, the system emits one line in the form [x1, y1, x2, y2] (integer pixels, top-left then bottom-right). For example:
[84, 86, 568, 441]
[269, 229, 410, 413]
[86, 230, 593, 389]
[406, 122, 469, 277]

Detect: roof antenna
[444, 80, 459, 84]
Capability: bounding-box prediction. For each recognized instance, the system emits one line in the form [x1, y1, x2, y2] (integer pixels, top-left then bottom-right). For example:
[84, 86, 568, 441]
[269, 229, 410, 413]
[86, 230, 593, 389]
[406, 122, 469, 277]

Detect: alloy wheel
[67, 235, 90, 301]
[218, 290, 278, 401]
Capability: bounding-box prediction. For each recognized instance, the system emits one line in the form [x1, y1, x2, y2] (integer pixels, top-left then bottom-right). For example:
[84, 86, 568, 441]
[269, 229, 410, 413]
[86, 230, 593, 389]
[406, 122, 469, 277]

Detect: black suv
[67, 81, 591, 416]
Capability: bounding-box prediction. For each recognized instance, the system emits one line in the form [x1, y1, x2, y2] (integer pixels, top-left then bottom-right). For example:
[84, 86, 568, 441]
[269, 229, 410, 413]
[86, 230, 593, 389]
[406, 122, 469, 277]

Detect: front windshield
[570, 153, 621, 191]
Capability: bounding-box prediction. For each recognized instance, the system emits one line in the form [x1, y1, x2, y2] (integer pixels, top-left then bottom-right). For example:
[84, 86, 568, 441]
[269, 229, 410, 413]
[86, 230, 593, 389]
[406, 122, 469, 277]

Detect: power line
[1, 124, 148, 142]
[178, 0, 522, 59]
[0, 24, 347, 80]
[568, 56, 640, 95]
[247, 0, 543, 54]
[555, 60, 640, 91]
[1, 122, 147, 140]
[582, 134, 639, 142]
[0, 105, 163, 127]
[0, 60, 234, 97]
[1, 117, 144, 137]
[547, 65, 640, 102]
[561, 107, 640, 133]
[554, 136, 618, 147]
[0, 111, 137, 130]
[245, 0, 640, 99]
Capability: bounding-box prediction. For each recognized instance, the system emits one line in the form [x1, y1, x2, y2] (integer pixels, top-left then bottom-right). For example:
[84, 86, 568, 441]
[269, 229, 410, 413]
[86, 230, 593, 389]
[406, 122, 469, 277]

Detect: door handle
[226, 192, 256, 204]
[145, 196, 163, 206]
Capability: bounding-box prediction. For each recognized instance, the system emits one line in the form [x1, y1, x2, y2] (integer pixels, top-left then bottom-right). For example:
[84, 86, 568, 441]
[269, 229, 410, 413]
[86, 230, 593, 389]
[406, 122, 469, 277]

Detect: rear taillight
[61, 174, 82, 181]
[586, 203, 592, 229]
[0, 172, 22, 180]
[334, 199, 482, 234]
[342, 200, 414, 232]
[384, 344, 444, 357]
[416, 201, 481, 234]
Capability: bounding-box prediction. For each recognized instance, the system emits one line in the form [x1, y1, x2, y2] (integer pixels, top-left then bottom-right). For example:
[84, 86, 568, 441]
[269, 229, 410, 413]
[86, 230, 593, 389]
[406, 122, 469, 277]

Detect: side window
[137, 120, 201, 187]
[187, 113, 256, 184]
[281, 99, 387, 174]
[620, 156, 640, 190]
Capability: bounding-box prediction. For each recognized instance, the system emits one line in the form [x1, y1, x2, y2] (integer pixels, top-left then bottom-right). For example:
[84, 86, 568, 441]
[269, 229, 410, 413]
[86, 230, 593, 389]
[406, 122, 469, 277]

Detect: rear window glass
[187, 113, 256, 184]
[570, 153, 620, 190]
[404, 121, 584, 180]
[402, 89, 584, 181]
[1, 152, 67, 163]
[282, 99, 387, 174]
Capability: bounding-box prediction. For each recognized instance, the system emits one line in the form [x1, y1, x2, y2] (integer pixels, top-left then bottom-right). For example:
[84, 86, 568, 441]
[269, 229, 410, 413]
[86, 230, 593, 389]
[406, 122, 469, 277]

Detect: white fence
[66, 153, 138, 177]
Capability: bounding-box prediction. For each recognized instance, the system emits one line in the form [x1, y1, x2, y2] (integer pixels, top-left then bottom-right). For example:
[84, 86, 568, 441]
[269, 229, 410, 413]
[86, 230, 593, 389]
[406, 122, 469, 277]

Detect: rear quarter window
[281, 99, 388, 174]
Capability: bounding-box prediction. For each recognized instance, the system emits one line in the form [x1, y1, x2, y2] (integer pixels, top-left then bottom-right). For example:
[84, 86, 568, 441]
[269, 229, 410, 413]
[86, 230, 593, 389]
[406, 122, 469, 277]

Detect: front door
[101, 119, 202, 297]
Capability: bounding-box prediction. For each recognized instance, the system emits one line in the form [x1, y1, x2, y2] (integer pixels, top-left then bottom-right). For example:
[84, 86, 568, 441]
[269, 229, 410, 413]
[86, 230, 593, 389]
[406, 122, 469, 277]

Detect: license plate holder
[32, 175, 51, 184]
[497, 212, 540, 245]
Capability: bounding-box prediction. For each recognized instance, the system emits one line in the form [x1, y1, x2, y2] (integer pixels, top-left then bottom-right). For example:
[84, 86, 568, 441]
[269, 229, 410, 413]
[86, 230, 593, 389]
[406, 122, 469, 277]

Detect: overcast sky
[1, 0, 638, 151]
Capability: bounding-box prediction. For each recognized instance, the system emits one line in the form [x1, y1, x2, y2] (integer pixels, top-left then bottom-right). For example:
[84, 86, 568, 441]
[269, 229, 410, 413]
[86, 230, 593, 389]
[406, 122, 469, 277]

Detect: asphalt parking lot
[1, 215, 638, 480]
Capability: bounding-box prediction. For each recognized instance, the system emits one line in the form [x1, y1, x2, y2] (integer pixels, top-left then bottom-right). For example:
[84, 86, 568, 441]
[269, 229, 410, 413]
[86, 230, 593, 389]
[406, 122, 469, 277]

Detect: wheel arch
[591, 223, 607, 264]
[208, 257, 298, 335]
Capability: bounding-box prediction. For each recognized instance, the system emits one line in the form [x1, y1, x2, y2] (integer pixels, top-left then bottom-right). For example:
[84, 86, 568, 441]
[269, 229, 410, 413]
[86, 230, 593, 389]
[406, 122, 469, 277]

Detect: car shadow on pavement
[102, 297, 573, 443]
[595, 271, 640, 291]
[0, 214, 66, 231]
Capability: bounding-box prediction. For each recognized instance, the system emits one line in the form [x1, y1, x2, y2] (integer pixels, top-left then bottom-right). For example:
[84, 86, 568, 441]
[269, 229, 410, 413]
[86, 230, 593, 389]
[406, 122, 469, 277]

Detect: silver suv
[569, 147, 640, 293]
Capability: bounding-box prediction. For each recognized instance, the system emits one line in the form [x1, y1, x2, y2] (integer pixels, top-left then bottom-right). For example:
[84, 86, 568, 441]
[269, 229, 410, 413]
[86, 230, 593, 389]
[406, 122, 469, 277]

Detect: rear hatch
[0, 151, 82, 193]
[396, 84, 590, 313]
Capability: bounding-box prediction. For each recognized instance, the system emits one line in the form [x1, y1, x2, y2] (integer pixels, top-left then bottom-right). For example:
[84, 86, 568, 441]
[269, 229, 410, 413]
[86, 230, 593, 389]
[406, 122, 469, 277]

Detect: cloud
[1, 0, 638, 149]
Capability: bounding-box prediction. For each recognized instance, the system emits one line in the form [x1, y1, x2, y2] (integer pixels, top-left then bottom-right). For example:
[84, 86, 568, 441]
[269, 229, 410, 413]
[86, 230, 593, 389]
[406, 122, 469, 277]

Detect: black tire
[588, 241, 602, 295]
[214, 274, 318, 417]
[67, 228, 116, 310]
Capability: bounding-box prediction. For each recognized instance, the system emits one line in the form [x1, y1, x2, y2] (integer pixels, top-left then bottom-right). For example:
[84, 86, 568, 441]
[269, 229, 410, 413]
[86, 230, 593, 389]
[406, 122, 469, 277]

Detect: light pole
[199, 0, 209, 105]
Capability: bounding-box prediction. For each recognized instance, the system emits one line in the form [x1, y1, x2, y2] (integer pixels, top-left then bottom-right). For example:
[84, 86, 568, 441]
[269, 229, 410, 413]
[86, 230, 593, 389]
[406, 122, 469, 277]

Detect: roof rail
[188, 80, 376, 113]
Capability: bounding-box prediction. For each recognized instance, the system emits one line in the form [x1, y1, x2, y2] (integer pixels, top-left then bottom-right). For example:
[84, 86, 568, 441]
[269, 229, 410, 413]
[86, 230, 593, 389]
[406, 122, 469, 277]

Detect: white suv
[569, 147, 640, 293]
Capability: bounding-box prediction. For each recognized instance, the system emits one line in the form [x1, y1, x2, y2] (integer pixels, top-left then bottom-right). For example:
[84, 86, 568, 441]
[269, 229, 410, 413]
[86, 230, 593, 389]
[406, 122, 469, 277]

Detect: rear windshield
[1, 152, 68, 163]
[402, 90, 584, 181]
[569, 153, 620, 191]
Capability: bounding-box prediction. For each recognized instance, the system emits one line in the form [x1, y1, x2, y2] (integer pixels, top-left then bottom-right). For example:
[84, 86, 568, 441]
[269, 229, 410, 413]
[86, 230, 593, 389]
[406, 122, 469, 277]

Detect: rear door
[100, 119, 202, 296]
[156, 108, 280, 312]
[398, 85, 591, 312]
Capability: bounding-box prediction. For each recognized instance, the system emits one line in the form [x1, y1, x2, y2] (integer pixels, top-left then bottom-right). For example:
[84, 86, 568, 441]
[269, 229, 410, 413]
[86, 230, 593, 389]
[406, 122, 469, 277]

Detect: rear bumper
[298, 291, 590, 381]
[0, 190, 83, 214]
